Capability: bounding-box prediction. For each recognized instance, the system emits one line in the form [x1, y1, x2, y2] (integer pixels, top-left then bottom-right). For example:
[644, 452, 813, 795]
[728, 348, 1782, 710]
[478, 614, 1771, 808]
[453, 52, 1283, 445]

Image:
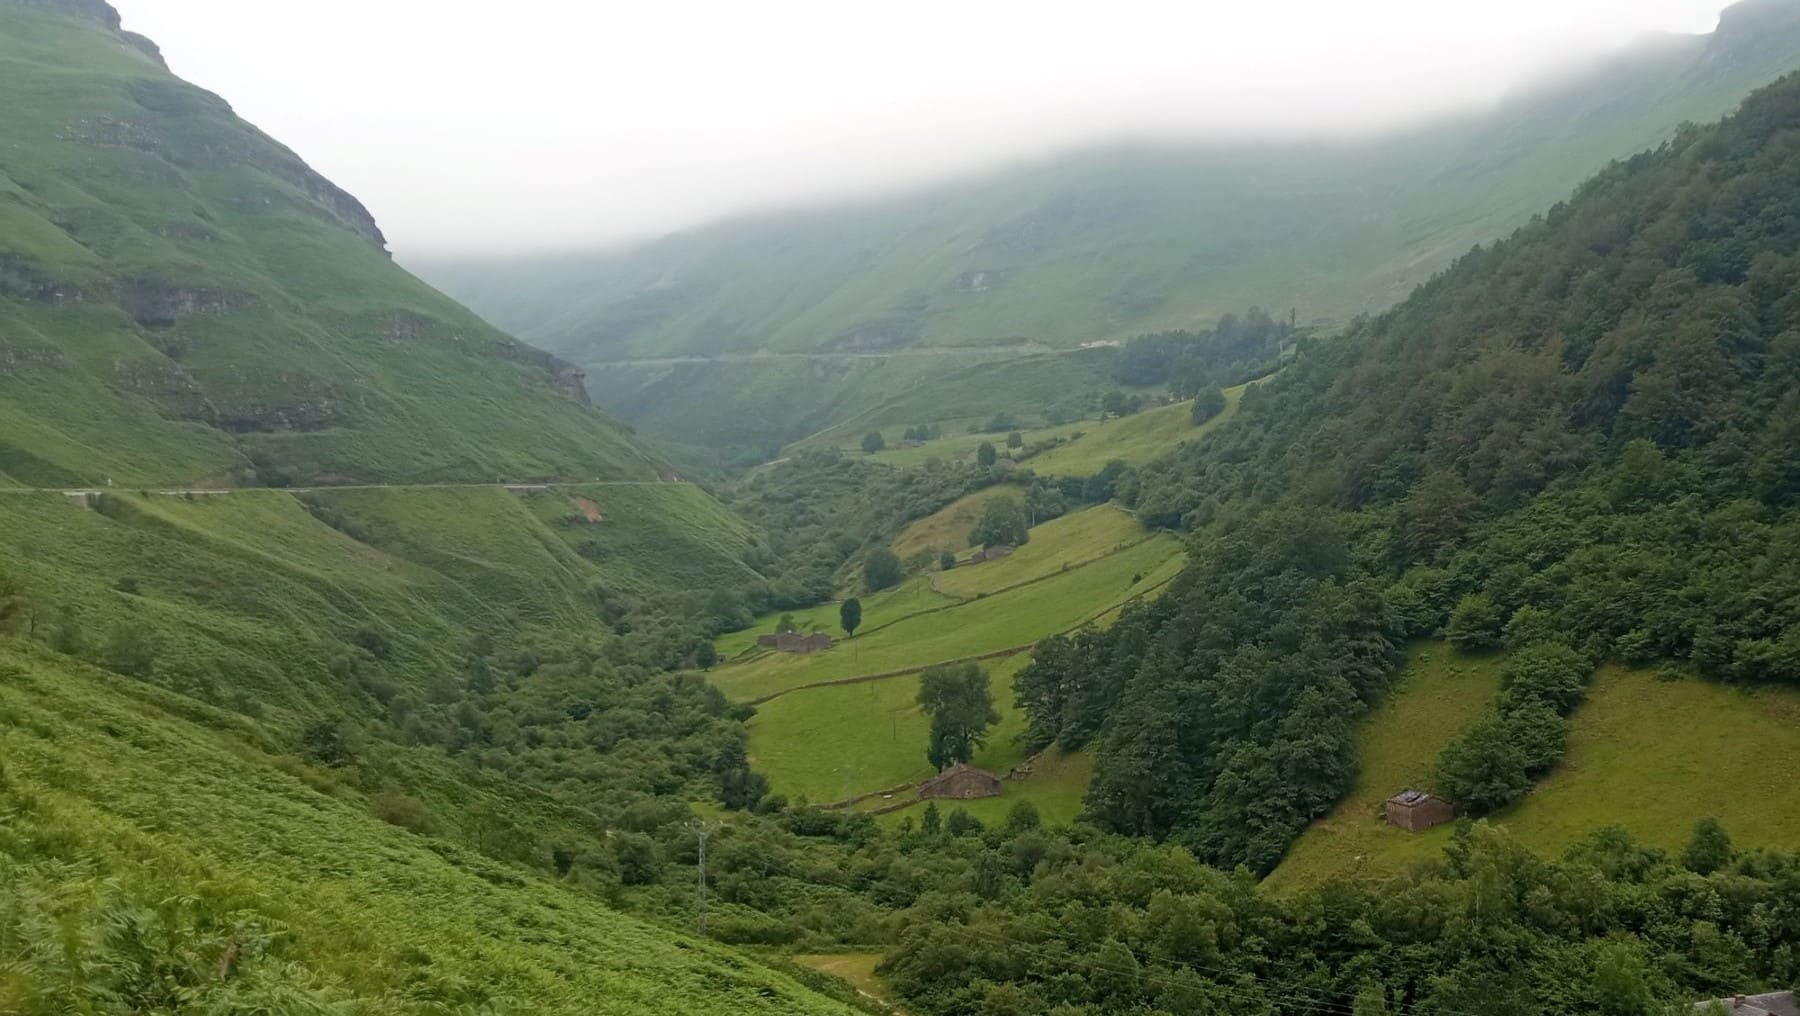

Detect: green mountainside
[420, 0, 1800, 462]
[428, 0, 1800, 357]
[1014, 66, 1800, 871]
[0, 0, 660, 487]
[10, 1, 1800, 1012]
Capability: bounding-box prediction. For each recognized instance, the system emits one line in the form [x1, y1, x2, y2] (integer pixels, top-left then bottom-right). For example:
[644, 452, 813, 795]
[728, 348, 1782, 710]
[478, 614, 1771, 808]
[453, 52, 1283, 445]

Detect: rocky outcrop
[0, 255, 82, 304]
[1695, 0, 1800, 81]
[110, 355, 216, 423]
[10, 0, 122, 30]
[552, 362, 592, 405]
[121, 30, 166, 70]
[118, 278, 256, 328]
[208, 372, 344, 433]
[492, 338, 595, 406]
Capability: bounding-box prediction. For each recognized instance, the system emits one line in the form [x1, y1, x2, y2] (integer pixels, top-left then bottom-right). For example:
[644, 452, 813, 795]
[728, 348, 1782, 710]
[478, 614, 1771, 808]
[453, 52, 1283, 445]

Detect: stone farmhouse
[917, 763, 1003, 800]
[756, 631, 834, 654]
[1385, 790, 1455, 832]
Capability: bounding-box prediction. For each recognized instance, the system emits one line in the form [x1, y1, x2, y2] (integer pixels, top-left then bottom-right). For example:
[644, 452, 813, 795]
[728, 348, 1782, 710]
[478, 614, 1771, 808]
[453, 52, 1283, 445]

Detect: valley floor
[712, 503, 1186, 825]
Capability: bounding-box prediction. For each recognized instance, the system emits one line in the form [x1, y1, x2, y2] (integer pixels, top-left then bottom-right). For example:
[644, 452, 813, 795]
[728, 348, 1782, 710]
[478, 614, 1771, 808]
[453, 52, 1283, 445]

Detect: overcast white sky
[108, 0, 1731, 257]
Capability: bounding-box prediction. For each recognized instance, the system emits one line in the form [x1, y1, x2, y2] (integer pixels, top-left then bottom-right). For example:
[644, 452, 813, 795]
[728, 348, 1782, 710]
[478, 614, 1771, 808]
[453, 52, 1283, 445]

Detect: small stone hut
[1385, 790, 1455, 832]
[757, 631, 833, 654]
[917, 763, 1003, 801]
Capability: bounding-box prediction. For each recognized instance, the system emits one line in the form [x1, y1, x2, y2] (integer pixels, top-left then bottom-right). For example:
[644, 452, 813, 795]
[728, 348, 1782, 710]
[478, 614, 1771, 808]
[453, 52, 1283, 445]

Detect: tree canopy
[917, 662, 1000, 770]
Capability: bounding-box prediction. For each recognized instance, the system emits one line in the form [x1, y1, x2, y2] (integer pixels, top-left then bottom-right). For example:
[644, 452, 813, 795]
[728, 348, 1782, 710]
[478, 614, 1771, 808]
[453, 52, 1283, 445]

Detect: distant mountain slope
[425, 0, 1800, 366]
[1027, 66, 1800, 872]
[0, 0, 661, 486]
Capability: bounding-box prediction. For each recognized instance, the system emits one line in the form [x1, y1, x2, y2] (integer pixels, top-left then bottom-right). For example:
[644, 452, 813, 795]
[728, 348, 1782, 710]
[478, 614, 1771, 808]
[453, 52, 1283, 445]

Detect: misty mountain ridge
[412, 0, 1800, 464]
[423, 0, 1800, 369]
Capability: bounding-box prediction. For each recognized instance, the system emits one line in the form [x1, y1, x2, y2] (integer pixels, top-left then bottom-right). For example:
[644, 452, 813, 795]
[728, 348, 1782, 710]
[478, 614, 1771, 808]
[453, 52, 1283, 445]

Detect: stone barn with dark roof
[917, 763, 1002, 801]
[1385, 790, 1455, 832]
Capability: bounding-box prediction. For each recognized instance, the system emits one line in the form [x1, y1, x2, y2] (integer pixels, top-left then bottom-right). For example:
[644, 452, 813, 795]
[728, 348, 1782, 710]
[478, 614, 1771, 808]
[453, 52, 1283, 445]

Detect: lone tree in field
[863, 549, 902, 592]
[976, 442, 998, 467]
[969, 498, 1030, 549]
[840, 597, 863, 638]
[1006, 431, 1024, 450]
[1191, 385, 1227, 425]
[917, 661, 1000, 770]
[862, 431, 886, 454]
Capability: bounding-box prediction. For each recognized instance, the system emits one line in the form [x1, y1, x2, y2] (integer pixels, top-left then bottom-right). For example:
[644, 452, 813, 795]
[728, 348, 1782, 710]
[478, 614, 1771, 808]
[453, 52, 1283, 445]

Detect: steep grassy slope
[0, 639, 861, 1015]
[889, 487, 1025, 563]
[1268, 643, 1800, 889]
[932, 505, 1147, 598]
[1022, 389, 1244, 477]
[0, 0, 659, 486]
[0, 485, 760, 713]
[428, 0, 1800, 360]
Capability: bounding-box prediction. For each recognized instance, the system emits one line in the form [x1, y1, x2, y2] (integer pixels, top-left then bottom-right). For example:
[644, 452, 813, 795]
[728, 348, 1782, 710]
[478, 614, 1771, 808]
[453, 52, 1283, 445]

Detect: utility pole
[691, 821, 714, 935]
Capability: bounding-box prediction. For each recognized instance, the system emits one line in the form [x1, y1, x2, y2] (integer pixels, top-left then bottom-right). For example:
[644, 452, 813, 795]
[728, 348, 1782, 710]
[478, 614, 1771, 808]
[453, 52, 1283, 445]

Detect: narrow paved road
[585, 342, 1062, 368]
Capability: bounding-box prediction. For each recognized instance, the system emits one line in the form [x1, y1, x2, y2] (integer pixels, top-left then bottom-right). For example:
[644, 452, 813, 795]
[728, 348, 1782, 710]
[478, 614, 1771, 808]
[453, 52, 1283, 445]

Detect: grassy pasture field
[882, 748, 1095, 830]
[1022, 385, 1245, 477]
[1268, 643, 1800, 889]
[709, 535, 1185, 704]
[862, 420, 1092, 469]
[518, 482, 766, 594]
[720, 502, 1158, 658]
[748, 653, 1033, 804]
[718, 577, 957, 659]
[890, 486, 1025, 563]
[851, 383, 1243, 475]
[933, 504, 1148, 598]
[737, 505, 1181, 821]
[751, 653, 1095, 826]
[1264, 644, 1504, 889]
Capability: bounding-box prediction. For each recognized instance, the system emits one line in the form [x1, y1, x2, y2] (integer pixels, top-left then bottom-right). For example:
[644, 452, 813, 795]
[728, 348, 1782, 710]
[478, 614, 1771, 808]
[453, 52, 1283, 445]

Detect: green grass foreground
[0, 641, 861, 1015]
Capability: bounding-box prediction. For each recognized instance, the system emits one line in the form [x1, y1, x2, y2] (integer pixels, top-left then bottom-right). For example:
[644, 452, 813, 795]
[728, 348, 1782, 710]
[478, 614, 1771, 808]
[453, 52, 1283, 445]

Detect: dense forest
[1012, 72, 1800, 874]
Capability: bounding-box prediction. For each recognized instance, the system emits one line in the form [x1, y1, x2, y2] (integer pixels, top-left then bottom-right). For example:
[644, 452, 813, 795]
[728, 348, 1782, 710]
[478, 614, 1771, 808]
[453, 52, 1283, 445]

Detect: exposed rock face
[552, 362, 593, 405]
[120, 30, 166, 69]
[118, 278, 255, 328]
[12, 0, 121, 30]
[1697, 0, 1800, 79]
[491, 338, 595, 406]
[209, 373, 344, 433]
[0, 255, 81, 304]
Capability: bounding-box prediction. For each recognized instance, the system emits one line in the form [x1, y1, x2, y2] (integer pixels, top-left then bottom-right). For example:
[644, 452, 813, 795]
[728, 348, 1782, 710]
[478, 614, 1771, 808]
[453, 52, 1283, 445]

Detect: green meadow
[1023, 385, 1244, 477]
[933, 505, 1148, 598]
[1264, 643, 1504, 889]
[855, 383, 1243, 476]
[748, 653, 1034, 804]
[710, 536, 1185, 704]
[718, 577, 956, 659]
[890, 486, 1024, 563]
[1268, 643, 1800, 890]
[751, 652, 1095, 827]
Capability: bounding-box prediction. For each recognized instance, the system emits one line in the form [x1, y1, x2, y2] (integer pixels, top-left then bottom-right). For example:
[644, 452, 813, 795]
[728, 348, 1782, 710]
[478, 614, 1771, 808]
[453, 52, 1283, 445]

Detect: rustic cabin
[1385, 790, 1455, 832]
[917, 763, 1003, 800]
